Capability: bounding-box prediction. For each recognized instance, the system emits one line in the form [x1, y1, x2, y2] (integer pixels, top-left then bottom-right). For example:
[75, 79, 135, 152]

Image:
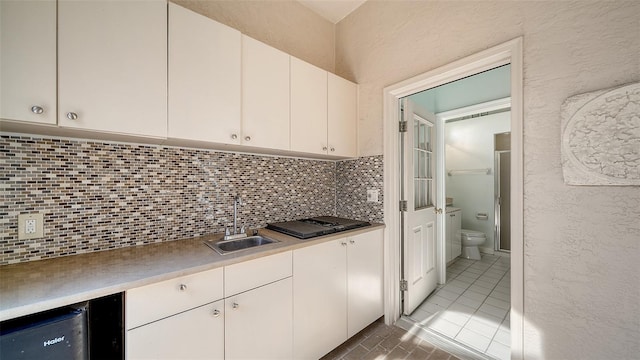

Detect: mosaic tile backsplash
[336, 155, 384, 223]
[1, 135, 384, 265]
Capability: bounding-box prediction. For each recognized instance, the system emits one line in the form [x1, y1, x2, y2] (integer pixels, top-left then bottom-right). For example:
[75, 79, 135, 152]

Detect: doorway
[382, 38, 524, 359]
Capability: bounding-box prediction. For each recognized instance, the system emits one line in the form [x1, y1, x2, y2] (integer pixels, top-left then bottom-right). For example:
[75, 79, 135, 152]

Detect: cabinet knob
[349, 239, 355, 244]
[179, 284, 187, 291]
[244, 136, 251, 142]
[31, 106, 44, 114]
[232, 302, 239, 309]
[341, 241, 347, 246]
[66, 112, 78, 120]
[330, 147, 335, 152]
[212, 309, 221, 317]
[322, 146, 328, 151]
[231, 134, 238, 140]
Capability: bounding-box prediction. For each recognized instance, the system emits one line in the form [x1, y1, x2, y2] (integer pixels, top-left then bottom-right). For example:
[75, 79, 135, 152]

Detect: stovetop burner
[266, 216, 370, 239]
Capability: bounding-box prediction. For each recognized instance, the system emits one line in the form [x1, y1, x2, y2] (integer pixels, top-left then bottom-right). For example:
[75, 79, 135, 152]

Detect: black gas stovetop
[266, 216, 371, 239]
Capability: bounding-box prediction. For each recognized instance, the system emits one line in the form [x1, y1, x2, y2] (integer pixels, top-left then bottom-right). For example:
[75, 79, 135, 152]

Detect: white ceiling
[297, 0, 367, 24]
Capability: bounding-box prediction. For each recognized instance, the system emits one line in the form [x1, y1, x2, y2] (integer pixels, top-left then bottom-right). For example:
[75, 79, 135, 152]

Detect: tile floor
[320, 318, 460, 360]
[407, 254, 511, 360]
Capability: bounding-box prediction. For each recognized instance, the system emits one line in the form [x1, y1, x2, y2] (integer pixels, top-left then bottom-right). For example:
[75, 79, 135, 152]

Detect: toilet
[460, 229, 485, 260]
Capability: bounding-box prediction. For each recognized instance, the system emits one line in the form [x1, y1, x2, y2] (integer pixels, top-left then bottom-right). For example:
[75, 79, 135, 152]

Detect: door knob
[31, 106, 44, 114]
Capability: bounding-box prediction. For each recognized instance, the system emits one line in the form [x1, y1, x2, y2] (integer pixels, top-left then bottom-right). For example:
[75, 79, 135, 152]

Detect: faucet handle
[240, 224, 246, 234]
[225, 227, 230, 236]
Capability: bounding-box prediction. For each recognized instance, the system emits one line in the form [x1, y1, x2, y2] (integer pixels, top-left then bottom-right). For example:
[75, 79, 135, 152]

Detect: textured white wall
[445, 112, 511, 251]
[336, 1, 640, 359]
[171, 0, 335, 72]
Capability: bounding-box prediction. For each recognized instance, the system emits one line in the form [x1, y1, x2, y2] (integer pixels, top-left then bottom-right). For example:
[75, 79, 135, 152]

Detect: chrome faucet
[224, 195, 246, 240]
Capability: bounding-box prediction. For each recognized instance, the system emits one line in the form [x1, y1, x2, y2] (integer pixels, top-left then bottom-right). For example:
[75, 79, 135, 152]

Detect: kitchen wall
[0, 134, 383, 265]
[336, 155, 384, 223]
[445, 112, 510, 252]
[0, 135, 336, 265]
[335, 1, 640, 359]
[171, 0, 335, 72]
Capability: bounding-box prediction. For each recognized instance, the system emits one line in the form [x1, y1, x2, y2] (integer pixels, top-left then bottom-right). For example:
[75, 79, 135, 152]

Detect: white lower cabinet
[347, 230, 384, 337]
[446, 208, 462, 263]
[293, 229, 384, 359]
[293, 239, 347, 360]
[127, 300, 224, 360]
[225, 277, 293, 360]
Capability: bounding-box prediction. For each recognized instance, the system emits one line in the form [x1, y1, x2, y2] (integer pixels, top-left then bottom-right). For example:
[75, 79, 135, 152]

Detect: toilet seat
[461, 229, 485, 238]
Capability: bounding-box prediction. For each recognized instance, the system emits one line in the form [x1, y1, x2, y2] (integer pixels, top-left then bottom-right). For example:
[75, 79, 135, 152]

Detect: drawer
[126, 267, 223, 329]
[224, 251, 292, 296]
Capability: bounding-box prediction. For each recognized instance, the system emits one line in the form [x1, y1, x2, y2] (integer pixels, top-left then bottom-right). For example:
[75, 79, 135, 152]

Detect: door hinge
[400, 280, 408, 291]
[399, 200, 408, 212]
[399, 121, 407, 133]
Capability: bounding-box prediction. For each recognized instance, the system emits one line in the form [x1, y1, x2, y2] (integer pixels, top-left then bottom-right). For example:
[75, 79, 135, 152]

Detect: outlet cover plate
[18, 213, 44, 240]
[367, 189, 379, 203]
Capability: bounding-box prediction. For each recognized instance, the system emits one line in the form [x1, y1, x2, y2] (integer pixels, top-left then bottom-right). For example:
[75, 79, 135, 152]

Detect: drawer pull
[179, 284, 187, 291]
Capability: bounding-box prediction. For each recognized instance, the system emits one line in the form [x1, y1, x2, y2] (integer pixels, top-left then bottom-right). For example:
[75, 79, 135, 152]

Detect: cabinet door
[225, 277, 293, 360]
[58, 0, 167, 138]
[0, 0, 56, 124]
[328, 73, 357, 157]
[446, 214, 453, 263]
[242, 35, 290, 150]
[293, 239, 347, 360]
[290, 57, 328, 155]
[127, 300, 224, 360]
[347, 229, 384, 337]
[168, 3, 241, 144]
[452, 211, 462, 258]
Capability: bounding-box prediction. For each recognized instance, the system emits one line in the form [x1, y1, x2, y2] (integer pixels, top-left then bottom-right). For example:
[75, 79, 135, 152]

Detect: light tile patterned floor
[320, 318, 460, 360]
[408, 254, 511, 360]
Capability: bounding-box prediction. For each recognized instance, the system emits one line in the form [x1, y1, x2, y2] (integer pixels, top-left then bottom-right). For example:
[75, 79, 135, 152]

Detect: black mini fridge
[0, 303, 88, 360]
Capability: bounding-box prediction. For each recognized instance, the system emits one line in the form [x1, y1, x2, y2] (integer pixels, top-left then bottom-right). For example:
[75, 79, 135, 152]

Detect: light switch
[367, 189, 379, 203]
[18, 213, 44, 240]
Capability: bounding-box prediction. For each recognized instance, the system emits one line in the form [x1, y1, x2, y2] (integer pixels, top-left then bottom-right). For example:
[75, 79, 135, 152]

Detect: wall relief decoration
[561, 82, 639, 186]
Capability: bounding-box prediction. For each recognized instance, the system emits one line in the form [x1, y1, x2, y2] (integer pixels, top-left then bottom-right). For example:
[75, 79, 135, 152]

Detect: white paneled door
[402, 99, 438, 315]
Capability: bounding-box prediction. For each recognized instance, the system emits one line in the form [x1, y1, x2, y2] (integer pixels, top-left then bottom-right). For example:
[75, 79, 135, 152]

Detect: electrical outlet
[18, 213, 44, 240]
[367, 189, 379, 203]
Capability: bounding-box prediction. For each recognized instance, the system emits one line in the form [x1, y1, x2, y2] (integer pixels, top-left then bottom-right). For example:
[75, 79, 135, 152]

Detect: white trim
[383, 37, 524, 360]
[437, 97, 511, 122]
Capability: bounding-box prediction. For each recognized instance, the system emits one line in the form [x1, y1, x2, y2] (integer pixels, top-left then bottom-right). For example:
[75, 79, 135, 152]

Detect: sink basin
[205, 235, 279, 255]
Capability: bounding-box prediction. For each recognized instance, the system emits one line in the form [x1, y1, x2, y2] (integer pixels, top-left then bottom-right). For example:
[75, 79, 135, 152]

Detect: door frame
[382, 38, 524, 359]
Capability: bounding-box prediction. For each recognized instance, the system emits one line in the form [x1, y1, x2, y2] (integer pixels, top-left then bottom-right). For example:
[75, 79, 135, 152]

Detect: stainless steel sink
[205, 235, 279, 255]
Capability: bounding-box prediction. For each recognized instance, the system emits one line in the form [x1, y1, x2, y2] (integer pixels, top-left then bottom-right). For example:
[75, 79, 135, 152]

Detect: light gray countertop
[0, 224, 384, 322]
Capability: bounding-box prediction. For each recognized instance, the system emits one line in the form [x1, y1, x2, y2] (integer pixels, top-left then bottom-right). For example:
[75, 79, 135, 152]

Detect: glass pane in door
[413, 118, 434, 210]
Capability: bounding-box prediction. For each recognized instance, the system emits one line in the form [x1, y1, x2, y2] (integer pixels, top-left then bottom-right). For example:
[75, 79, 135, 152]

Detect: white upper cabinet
[0, 0, 56, 124]
[57, 0, 167, 138]
[290, 57, 328, 155]
[242, 35, 291, 151]
[168, 3, 241, 144]
[328, 73, 358, 157]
